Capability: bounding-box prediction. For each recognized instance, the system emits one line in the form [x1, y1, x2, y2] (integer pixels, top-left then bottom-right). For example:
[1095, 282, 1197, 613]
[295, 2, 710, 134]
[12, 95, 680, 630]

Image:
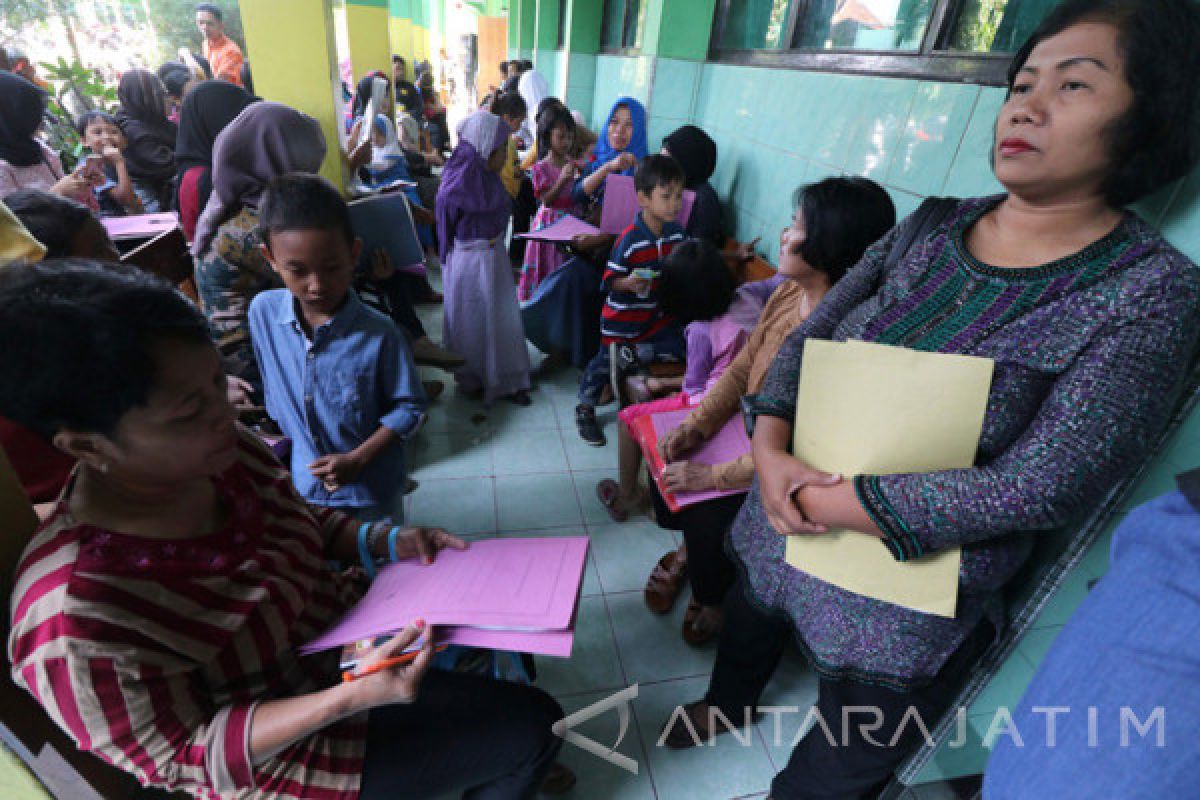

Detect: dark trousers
[577, 327, 687, 405]
[359, 670, 563, 800]
[706, 579, 990, 800]
[357, 272, 427, 341]
[509, 176, 537, 265]
[651, 489, 743, 605]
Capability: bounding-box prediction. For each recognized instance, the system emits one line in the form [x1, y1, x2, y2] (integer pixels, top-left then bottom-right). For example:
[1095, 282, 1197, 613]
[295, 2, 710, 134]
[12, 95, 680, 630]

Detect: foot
[595, 478, 630, 523]
[421, 380, 445, 403]
[575, 404, 606, 446]
[681, 598, 724, 646]
[539, 762, 577, 795]
[509, 389, 532, 406]
[411, 337, 465, 369]
[644, 547, 688, 614]
[660, 701, 754, 750]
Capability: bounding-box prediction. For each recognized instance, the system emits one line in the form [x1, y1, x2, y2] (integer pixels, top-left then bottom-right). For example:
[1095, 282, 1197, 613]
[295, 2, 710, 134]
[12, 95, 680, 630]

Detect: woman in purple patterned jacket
[662, 2, 1200, 797]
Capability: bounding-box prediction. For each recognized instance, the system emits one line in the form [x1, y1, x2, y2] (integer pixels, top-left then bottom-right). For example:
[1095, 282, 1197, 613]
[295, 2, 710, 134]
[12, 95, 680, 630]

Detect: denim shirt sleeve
[377, 327, 427, 438]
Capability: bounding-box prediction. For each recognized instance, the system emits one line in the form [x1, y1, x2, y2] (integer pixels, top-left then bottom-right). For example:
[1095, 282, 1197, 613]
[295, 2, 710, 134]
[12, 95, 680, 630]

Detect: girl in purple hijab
[437, 111, 532, 405]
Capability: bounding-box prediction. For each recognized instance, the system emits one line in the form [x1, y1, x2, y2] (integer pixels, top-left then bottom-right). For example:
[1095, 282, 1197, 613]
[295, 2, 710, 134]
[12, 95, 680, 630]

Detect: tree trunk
[139, 0, 163, 63]
[48, 0, 86, 66]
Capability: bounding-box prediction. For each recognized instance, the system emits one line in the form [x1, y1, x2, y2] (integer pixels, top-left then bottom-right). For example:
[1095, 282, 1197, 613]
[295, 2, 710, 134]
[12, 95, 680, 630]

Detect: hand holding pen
[341, 621, 435, 706]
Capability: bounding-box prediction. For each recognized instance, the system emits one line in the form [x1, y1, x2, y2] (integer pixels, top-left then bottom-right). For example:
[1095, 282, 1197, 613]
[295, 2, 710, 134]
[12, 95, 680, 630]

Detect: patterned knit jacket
[735, 195, 1200, 690]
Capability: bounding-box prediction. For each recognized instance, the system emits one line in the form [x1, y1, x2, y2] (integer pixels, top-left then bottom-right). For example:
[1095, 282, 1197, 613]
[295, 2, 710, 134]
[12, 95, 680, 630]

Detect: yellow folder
[787, 339, 995, 618]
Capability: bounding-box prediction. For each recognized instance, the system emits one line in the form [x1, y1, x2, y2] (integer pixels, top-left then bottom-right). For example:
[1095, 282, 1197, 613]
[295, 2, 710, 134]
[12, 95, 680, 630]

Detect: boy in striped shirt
[575, 154, 687, 445]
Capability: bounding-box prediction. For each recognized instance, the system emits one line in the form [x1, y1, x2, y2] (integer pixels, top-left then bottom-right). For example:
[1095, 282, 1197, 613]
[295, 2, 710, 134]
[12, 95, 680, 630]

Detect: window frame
[708, 0, 1025, 86]
[600, 0, 648, 55]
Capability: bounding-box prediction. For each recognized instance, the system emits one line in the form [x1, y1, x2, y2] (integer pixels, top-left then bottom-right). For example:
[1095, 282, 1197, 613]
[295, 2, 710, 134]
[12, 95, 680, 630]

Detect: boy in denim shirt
[248, 173, 426, 521]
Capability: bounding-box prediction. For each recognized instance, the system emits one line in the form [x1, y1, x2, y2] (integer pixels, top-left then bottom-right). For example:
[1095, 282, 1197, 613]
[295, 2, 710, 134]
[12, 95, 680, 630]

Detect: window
[711, 0, 1063, 84]
[601, 0, 647, 52]
[557, 0, 566, 49]
[945, 0, 1061, 53]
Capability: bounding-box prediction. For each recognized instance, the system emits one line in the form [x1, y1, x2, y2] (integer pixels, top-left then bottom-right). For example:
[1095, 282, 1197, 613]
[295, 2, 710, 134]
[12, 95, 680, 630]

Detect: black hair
[634, 154, 685, 195]
[792, 176, 896, 283]
[491, 91, 527, 120]
[240, 61, 254, 96]
[519, 60, 534, 71]
[499, 60, 509, 73]
[536, 105, 576, 161]
[195, 3, 223, 21]
[393, 55, 406, 64]
[0, 260, 210, 440]
[258, 173, 355, 249]
[657, 239, 737, 324]
[193, 52, 213, 80]
[74, 109, 119, 137]
[3, 190, 97, 259]
[157, 62, 192, 98]
[1007, 0, 1200, 207]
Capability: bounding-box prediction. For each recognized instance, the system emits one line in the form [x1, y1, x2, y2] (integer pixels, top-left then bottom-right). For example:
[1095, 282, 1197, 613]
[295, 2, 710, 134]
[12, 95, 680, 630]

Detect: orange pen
[341, 644, 448, 683]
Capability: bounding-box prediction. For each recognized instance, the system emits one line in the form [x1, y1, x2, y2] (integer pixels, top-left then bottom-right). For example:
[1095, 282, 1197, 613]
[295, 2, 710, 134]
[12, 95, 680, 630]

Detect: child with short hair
[248, 173, 426, 521]
[575, 154, 688, 446]
[518, 105, 580, 301]
[75, 111, 142, 216]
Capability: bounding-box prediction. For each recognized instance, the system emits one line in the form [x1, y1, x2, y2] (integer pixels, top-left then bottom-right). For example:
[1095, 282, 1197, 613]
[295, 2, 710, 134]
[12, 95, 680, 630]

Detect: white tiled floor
[409, 293, 818, 799]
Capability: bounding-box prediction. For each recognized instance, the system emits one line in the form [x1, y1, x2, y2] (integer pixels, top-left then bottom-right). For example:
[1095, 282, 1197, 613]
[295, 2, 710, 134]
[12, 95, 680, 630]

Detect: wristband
[387, 527, 402, 563]
[357, 523, 377, 580]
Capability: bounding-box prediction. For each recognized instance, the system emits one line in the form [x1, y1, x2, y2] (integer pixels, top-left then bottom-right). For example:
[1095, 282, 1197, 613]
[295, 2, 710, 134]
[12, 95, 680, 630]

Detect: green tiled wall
[591, 54, 652, 131]
[533, 47, 563, 97]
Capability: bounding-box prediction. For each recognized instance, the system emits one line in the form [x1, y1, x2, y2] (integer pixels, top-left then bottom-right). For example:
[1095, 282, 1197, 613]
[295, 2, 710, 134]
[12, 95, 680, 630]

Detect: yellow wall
[344, 2, 392, 82]
[390, 17, 414, 65]
[238, 0, 345, 189]
[412, 24, 429, 62]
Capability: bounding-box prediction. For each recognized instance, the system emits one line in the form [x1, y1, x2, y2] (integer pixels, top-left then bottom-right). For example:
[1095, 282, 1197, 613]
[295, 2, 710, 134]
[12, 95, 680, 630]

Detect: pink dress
[518, 158, 581, 302]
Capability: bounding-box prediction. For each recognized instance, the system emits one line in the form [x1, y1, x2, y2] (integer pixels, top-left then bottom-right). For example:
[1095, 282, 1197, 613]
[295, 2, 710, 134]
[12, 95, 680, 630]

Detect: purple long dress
[436, 112, 532, 403]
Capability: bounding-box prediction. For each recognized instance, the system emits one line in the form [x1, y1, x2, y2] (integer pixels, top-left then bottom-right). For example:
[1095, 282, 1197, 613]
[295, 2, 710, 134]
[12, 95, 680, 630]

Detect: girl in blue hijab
[572, 96, 647, 210]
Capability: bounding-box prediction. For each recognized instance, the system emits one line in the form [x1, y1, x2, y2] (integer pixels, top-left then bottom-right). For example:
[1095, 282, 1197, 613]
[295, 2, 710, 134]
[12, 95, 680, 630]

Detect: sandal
[595, 479, 628, 523]
[644, 549, 688, 614]
[682, 597, 723, 647]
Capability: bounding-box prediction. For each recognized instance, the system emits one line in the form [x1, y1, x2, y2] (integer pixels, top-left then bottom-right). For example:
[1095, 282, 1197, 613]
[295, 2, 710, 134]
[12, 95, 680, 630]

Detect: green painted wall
[642, 0, 717, 60]
[533, 0, 560, 51]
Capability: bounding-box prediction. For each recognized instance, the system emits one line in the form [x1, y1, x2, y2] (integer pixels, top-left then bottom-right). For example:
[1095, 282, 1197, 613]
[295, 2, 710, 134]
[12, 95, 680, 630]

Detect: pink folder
[638, 408, 752, 510]
[600, 174, 696, 235]
[515, 214, 601, 242]
[101, 213, 180, 240]
[302, 536, 588, 656]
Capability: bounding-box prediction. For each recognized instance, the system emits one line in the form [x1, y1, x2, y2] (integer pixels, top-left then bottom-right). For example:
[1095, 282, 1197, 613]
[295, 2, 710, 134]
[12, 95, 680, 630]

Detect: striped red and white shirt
[600, 214, 685, 345]
[9, 429, 370, 799]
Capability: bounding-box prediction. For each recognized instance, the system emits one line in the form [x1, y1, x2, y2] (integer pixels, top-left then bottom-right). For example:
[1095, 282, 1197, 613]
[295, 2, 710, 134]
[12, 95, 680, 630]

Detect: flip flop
[644, 549, 688, 614]
[595, 478, 629, 523]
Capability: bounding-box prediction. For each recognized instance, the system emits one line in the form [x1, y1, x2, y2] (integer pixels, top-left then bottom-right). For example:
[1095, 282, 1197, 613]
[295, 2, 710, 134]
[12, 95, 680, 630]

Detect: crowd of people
[2, 0, 1200, 798]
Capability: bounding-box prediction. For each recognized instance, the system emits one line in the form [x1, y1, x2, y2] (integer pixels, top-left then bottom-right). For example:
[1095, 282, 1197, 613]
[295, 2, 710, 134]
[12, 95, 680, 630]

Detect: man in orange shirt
[195, 3, 245, 87]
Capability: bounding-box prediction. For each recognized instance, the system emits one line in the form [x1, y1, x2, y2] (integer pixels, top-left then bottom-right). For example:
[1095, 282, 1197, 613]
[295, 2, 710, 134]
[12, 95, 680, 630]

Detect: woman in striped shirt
[1, 261, 563, 799]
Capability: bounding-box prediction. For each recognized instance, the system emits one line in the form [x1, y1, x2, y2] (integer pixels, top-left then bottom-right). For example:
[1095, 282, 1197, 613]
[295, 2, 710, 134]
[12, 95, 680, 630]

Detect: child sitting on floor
[248, 173, 427, 522]
[575, 154, 688, 446]
[519, 105, 581, 302]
